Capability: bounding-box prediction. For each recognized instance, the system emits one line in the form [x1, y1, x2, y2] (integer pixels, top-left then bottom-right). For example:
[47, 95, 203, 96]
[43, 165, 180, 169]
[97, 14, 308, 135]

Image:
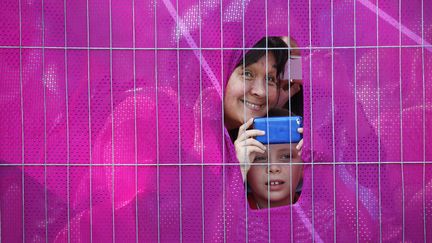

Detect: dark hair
[235, 37, 288, 81]
[267, 108, 293, 117]
[286, 86, 303, 117]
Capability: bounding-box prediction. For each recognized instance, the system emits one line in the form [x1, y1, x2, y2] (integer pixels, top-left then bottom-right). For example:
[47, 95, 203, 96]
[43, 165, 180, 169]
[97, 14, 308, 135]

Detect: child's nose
[268, 163, 281, 174]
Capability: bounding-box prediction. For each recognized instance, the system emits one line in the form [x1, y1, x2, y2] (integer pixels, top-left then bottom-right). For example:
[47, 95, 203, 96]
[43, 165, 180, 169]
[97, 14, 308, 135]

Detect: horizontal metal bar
[0, 44, 430, 51]
[1, 161, 431, 166]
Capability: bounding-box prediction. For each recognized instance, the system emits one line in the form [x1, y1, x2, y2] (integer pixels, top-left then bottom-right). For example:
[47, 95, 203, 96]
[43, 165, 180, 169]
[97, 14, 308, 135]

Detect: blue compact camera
[253, 116, 303, 144]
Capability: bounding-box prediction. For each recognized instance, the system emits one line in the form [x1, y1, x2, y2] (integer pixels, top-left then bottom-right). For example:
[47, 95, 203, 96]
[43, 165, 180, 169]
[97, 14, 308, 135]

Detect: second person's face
[247, 143, 303, 208]
[224, 53, 279, 130]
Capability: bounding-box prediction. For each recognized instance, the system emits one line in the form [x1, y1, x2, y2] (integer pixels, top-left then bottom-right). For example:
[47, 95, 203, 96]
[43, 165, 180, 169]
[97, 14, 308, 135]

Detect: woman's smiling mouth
[241, 99, 265, 111]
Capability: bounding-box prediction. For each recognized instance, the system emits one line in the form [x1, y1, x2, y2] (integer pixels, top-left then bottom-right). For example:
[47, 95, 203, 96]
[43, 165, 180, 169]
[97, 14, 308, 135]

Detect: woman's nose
[249, 79, 266, 97]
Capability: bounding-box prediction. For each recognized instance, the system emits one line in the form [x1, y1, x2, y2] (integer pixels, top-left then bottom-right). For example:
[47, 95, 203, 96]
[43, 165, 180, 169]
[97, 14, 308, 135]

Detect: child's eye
[254, 156, 267, 162]
[280, 154, 292, 161]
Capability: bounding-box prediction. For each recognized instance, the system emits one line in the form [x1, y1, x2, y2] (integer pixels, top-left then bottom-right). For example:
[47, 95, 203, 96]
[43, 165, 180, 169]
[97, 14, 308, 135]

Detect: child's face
[247, 143, 303, 208]
[224, 53, 279, 130]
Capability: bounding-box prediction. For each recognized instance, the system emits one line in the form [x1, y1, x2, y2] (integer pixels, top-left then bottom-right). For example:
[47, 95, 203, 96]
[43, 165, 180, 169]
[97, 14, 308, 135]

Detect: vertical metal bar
[108, 0, 115, 241]
[376, 0, 383, 241]
[0, 208, 2, 242]
[330, 0, 337, 242]
[18, 0, 26, 241]
[421, 0, 427, 240]
[357, 0, 430, 51]
[220, 1, 227, 242]
[353, 1, 359, 242]
[198, 1, 205, 242]
[308, 0, 315, 241]
[154, 0, 161, 241]
[265, 0, 271, 241]
[176, 0, 183, 242]
[41, 0, 48, 240]
[287, 1, 294, 242]
[85, 0, 94, 240]
[132, 0, 139, 241]
[241, 0, 248, 241]
[63, 0, 71, 241]
[398, 1, 406, 241]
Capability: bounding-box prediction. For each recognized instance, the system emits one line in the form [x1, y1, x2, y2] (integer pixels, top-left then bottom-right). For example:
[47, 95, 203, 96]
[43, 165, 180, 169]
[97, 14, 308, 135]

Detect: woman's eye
[267, 76, 277, 85]
[242, 70, 254, 79]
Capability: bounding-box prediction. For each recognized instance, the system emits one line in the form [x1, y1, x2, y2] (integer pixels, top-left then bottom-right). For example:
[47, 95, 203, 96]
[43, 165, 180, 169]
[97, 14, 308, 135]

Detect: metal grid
[0, 0, 429, 242]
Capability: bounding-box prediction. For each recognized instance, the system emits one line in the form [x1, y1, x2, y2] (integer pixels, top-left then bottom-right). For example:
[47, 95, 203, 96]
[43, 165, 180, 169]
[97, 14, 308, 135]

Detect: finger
[238, 117, 254, 133]
[246, 146, 266, 156]
[297, 127, 303, 134]
[239, 138, 266, 151]
[237, 129, 265, 142]
[289, 83, 300, 97]
[291, 78, 303, 86]
[296, 139, 303, 150]
[237, 145, 266, 164]
[236, 118, 256, 143]
[236, 129, 265, 142]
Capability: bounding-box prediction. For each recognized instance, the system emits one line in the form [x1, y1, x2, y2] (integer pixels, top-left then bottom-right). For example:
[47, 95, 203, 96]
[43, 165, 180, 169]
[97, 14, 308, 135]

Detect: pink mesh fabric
[1, 0, 431, 242]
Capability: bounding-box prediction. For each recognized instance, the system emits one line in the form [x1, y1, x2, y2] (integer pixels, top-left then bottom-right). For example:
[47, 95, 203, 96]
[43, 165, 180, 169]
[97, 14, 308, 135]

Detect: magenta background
[1, 0, 431, 242]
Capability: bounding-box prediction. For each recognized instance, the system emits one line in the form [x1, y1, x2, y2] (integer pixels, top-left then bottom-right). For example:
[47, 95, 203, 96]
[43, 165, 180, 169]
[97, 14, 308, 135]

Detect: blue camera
[253, 116, 303, 144]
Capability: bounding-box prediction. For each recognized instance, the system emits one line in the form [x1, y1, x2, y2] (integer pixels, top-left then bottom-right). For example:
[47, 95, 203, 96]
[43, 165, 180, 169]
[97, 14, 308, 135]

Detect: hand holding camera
[234, 116, 304, 181]
[234, 118, 267, 181]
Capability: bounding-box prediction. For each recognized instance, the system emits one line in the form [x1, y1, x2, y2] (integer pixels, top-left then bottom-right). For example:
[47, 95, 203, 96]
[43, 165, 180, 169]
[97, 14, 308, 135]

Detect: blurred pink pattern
[1, 0, 431, 242]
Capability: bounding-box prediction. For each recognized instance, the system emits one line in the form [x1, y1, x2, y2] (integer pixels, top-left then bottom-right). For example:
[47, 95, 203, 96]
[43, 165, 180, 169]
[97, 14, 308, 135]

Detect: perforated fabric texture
[0, 0, 431, 242]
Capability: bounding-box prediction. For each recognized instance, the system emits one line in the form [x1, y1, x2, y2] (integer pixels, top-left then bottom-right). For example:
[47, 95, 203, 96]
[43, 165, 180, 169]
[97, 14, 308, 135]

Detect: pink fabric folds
[1, 0, 431, 242]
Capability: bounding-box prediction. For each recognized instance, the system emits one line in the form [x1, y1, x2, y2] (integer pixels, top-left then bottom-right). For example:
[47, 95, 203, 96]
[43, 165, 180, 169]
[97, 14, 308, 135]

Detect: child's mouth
[265, 180, 285, 186]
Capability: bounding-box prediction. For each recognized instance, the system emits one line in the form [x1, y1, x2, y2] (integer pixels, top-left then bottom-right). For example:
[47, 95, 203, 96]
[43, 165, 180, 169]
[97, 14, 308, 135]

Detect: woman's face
[224, 53, 279, 130]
